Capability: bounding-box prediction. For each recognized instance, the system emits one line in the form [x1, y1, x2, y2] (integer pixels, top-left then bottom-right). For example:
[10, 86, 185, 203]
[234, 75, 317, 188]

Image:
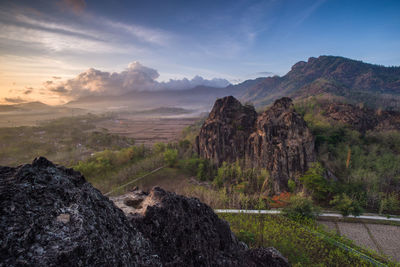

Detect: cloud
[4, 97, 27, 104]
[24, 87, 33, 94]
[160, 75, 230, 90]
[257, 71, 274, 76]
[45, 61, 230, 98]
[62, 0, 86, 13]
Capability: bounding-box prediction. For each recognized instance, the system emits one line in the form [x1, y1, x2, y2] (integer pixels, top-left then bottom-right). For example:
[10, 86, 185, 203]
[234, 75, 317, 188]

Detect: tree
[282, 195, 321, 220]
[330, 193, 363, 217]
[299, 162, 330, 201]
[164, 149, 178, 167]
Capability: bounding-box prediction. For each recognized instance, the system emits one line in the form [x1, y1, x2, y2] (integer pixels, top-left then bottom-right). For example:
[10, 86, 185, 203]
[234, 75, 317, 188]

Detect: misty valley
[1, 56, 400, 266]
[1, 1, 400, 265]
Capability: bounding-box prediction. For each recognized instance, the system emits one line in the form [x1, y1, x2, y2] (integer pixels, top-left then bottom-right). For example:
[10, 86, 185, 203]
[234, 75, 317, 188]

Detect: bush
[379, 193, 400, 215]
[282, 195, 321, 220]
[299, 162, 331, 201]
[164, 149, 178, 167]
[153, 142, 166, 154]
[288, 179, 296, 193]
[330, 193, 363, 217]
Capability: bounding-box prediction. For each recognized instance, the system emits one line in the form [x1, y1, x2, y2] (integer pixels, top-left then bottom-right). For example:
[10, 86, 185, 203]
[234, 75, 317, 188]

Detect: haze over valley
[1, 0, 400, 266]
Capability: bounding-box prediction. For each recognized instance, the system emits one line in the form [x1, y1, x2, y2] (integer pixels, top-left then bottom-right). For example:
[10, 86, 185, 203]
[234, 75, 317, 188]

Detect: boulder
[112, 187, 289, 267]
[0, 157, 160, 266]
[0, 158, 289, 266]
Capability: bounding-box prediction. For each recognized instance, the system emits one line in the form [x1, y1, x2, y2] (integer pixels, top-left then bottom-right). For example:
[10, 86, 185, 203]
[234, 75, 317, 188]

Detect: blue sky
[1, 0, 399, 103]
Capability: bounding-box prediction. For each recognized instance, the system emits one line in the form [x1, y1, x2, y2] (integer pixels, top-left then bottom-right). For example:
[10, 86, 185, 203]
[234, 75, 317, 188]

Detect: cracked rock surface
[1, 157, 288, 266]
[0, 157, 159, 267]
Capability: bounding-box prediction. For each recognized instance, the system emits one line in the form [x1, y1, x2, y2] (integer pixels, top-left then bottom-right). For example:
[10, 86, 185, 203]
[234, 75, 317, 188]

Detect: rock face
[196, 96, 257, 166]
[0, 157, 288, 267]
[112, 187, 289, 267]
[197, 96, 315, 194]
[246, 97, 315, 193]
[0, 157, 160, 267]
[321, 102, 400, 133]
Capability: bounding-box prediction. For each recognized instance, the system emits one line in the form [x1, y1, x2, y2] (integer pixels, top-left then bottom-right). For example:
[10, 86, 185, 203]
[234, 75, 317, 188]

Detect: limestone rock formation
[197, 96, 316, 194]
[0, 157, 289, 266]
[246, 97, 315, 193]
[112, 187, 289, 267]
[196, 96, 257, 166]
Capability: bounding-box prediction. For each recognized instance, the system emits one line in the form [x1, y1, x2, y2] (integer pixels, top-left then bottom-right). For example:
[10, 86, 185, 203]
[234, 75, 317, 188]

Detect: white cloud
[45, 61, 230, 98]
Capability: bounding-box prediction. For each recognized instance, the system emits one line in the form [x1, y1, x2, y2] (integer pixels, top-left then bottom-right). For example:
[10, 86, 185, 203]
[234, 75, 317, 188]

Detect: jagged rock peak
[208, 95, 256, 121]
[196, 96, 257, 166]
[197, 96, 316, 194]
[112, 186, 289, 267]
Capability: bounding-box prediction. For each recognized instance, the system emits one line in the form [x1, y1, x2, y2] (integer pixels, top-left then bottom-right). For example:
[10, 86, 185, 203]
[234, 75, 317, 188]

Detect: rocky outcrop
[321, 102, 400, 133]
[196, 96, 257, 165]
[112, 187, 289, 267]
[0, 157, 159, 266]
[246, 97, 315, 194]
[0, 157, 288, 266]
[197, 96, 315, 194]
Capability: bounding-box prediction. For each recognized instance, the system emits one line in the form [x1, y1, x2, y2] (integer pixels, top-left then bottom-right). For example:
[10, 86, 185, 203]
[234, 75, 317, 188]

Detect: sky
[0, 0, 399, 104]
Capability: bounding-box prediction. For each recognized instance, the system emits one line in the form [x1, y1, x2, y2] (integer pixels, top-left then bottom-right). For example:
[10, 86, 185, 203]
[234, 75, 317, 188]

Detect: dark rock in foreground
[112, 187, 289, 267]
[1, 157, 288, 266]
[0, 157, 160, 266]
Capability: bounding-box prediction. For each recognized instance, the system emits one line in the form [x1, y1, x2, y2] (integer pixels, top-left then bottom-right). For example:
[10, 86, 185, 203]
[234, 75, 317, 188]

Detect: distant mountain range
[65, 56, 400, 112]
[0, 101, 83, 114]
[239, 56, 400, 110]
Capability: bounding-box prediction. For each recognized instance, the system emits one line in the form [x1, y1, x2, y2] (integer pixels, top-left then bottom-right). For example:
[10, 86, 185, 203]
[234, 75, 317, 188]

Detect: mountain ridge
[241, 55, 400, 110]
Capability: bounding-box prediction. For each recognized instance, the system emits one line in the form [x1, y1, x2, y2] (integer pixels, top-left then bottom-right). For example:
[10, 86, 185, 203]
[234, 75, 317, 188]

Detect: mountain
[241, 56, 400, 110]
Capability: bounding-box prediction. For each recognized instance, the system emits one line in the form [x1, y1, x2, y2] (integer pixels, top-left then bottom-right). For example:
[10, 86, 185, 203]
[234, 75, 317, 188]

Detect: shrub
[288, 179, 296, 193]
[330, 193, 363, 217]
[153, 142, 166, 154]
[299, 162, 331, 201]
[164, 149, 178, 167]
[236, 229, 256, 246]
[379, 193, 400, 215]
[268, 192, 291, 208]
[282, 195, 321, 220]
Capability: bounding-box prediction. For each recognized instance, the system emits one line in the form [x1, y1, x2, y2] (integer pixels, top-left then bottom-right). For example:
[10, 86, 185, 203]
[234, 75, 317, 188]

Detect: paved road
[214, 209, 400, 222]
[215, 209, 400, 263]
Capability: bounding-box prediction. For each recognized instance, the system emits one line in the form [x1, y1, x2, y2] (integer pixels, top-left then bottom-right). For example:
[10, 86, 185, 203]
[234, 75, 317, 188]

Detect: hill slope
[241, 56, 400, 110]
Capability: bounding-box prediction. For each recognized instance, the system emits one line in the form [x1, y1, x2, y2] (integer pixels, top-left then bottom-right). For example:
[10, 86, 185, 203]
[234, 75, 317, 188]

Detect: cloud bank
[45, 61, 230, 98]
[4, 97, 27, 104]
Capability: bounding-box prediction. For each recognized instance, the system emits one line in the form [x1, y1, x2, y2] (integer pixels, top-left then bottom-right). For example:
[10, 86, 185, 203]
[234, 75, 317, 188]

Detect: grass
[219, 213, 398, 266]
[0, 113, 134, 166]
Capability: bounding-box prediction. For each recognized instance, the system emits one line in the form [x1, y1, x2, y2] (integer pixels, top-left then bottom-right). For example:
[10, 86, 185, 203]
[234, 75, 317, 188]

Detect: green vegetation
[220, 213, 393, 266]
[74, 146, 146, 178]
[0, 114, 134, 166]
[282, 195, 321, 220]
[330, 193, 364, 217]
[164, 149, 178, 167]
[295, 98, 400, 214]
[299, 162, 331, 202]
